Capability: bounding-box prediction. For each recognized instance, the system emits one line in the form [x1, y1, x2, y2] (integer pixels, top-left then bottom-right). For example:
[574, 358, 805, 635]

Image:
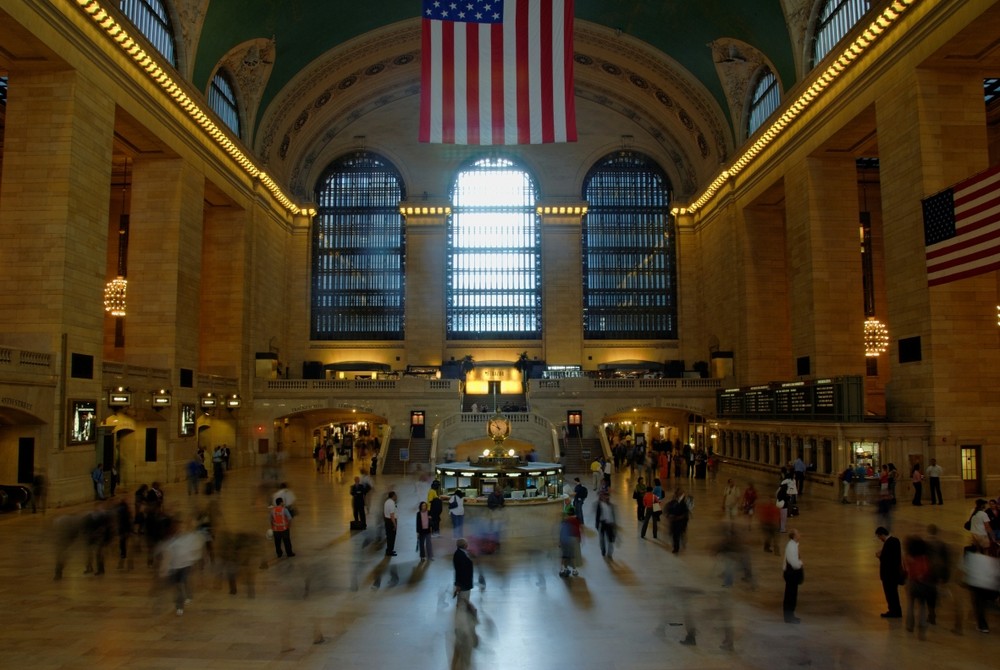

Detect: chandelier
[104, 277, 128, 317]
[864, 317, 889, 357]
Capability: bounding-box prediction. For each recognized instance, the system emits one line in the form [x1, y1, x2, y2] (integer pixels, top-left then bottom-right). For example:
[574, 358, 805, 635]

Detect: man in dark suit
[453, 538, 474, 604]
[875, 526, 904, 618]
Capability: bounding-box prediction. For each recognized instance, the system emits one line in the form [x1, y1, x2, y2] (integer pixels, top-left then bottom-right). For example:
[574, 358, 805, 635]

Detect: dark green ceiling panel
[193, 1, 795, 131]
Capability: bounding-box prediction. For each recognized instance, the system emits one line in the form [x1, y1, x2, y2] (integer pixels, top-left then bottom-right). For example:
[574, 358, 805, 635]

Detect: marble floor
[1, 458, 997, 670]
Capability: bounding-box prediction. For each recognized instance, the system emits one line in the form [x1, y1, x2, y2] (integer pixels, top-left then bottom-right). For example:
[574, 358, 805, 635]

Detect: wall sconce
[108, 387, 132, 407]
[200, 393, 218, 409]
[152, 389, 172, 408]
[226, 394, 242, 409]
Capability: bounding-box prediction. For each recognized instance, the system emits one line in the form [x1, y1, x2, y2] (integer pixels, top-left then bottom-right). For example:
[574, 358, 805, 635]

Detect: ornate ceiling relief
[574, 22, 733, 164]
[779, 0, 814, 78]
[709, 38, 770, 141]
[172, 0, 210, 80]
[255, 22, 422, 174]
[219, 38, 277, 145]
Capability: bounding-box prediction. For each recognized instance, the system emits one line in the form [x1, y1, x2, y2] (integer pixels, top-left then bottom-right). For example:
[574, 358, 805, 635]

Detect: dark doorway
[17, 437, 34, 483]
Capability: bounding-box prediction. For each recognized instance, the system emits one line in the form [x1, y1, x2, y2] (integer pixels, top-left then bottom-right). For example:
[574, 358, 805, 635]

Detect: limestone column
[784, 155, 866, 377]
[0, 68, 114, 455]
[539, 207, 585, 365]
[402, 207, 448, 364]
[877, 67, 1000, 498]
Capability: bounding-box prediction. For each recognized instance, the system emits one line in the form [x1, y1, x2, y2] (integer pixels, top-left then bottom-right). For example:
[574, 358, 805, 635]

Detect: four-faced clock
[487, 415, 511, 443]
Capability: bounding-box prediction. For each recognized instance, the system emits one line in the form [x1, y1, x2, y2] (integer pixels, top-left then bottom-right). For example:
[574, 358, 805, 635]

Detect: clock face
[488, 417, 510, 440]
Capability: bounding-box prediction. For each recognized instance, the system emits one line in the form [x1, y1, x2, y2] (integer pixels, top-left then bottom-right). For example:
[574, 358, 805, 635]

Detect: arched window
[582, 152, 676, 340]
[311, 152, 406, 340]
[447, 157, 540, 340]
[119, 0, 177, 66]
[208, 71, 240, 136]
[747, 69, 780, 136]
[813, 0, 870, 64]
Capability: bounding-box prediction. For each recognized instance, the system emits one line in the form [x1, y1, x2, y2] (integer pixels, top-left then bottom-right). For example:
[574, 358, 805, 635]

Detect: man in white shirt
[926, 458, 944, 505]
[783, 529, 803, 623]
[383, 491, 398, 557]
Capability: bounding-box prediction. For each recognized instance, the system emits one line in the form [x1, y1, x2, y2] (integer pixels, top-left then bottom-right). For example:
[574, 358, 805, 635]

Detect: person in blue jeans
[449, 489, 465, 538]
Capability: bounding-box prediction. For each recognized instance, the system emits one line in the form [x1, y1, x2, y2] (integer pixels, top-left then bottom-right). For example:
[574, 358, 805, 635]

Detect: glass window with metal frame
[119, 0, 177, 66]
[447, 157, 541, 340]
[747, 69, 780, 136]
[208, 70, 240, 137]
[581, 151, 677, 340]
[311, 152, 406, 340]
[813, 0, 870, 65]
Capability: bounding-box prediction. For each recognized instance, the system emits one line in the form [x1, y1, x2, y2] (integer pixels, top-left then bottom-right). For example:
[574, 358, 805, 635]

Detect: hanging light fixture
[103, 277, 128, 317]
[859, 164, 888, 357]
[105, 157, 131, 320]
[864, 317, 889, 357]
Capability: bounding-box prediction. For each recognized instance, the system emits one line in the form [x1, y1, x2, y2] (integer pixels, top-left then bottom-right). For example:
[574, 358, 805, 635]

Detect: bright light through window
[447, 158, 540, 339]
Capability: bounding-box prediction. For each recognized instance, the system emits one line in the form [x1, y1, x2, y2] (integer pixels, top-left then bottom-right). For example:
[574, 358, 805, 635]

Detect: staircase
[560, 437, 602, 475]
[381, 438, 433, 475]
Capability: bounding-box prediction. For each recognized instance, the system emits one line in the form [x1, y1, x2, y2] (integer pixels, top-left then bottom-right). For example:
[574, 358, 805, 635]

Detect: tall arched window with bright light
[813, 0, 870, 65]
[447, 157, 541, 340]
[747, 68, 780, 136]
[119, 0, 177, 66]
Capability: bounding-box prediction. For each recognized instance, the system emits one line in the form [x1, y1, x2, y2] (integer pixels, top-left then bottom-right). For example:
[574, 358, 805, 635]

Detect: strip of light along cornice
[673, 0, 920, 216]
[72, 0, 316, 217]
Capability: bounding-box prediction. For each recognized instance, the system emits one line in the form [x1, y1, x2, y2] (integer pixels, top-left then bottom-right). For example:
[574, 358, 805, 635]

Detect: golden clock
[487, 415, 511, 443]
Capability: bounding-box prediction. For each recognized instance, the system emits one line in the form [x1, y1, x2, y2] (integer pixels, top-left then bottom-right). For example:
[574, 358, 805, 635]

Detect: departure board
[716, 377, 863, 422]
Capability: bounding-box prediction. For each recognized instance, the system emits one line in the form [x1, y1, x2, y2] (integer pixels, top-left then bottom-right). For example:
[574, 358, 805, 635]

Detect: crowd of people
[40, 447, 1000, 665]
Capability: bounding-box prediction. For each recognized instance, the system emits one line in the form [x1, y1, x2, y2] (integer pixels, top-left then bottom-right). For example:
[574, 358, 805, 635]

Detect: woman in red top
[640, 486, 661, 539]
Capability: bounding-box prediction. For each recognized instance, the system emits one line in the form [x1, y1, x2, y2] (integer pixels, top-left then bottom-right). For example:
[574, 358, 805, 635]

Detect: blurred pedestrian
[559, 506, 582, 577]
[667, 489, 691, 554]
[416, 501, 433, 561]
[453, 538, 474, 604]
[903, 535, 934, 639]
[596, 491, 617, 559]
[963, 544, 1000, 633]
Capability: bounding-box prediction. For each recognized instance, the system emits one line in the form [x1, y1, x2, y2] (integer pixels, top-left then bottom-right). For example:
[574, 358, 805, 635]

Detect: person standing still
[269, 497, 295, 558]
[926, 458, 944, 505]
[876, 526, 904, 618]
[384, 491, 398, 556]
[453, 538, 474, 604]
[350, 476, 368, 529]
[783, 529, 804, 623]
[911, 463, 924, 506]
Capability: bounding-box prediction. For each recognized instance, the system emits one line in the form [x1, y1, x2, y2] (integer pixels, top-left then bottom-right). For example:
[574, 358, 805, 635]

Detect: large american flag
[419, 0, 576, 145]
[922, 164, 1000, 287]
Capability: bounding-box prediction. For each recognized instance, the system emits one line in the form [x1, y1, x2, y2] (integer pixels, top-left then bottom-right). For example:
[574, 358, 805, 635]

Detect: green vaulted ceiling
[193, 0, 796, 131]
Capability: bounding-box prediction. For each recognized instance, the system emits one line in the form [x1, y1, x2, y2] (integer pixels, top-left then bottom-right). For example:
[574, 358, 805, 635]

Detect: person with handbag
[876, 526, 904, 618]
[640, 486, 661, 539]
[783, 528, 804, 623]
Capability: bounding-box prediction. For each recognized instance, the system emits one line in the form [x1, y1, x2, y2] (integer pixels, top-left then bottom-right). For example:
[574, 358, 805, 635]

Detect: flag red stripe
[928, 259, 1000, 287]
[516, 0, 531, 144]
[539, 0, 554, 143]
[491, 22, 504, 143]
[466, 26, 480, 145]
[441, 22, 456, 144]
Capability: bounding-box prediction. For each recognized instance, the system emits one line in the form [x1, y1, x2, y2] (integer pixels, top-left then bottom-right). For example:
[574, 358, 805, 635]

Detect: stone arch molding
[709, 38, 784, 144]
[256, 18, 734, 201]
[213, 38, 277, 144]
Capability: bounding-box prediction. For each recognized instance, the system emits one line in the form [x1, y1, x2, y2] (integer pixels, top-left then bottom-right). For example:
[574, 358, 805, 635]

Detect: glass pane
[582, 152, 677, 340]
[447, 158, 540, 340]
[311, 152, 406, 340]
